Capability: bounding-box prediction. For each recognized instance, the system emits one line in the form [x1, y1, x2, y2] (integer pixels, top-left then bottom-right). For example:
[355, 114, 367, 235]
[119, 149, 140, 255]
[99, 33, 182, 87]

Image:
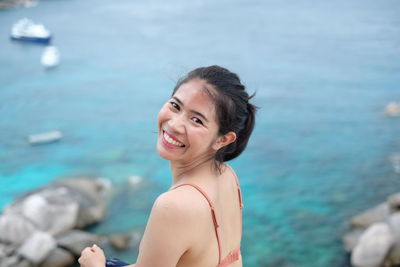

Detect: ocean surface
[1, 0, 400, 266]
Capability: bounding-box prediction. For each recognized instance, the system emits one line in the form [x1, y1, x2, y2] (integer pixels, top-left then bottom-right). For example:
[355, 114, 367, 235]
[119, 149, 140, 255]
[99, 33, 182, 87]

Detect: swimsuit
[170, 164, 244, 267]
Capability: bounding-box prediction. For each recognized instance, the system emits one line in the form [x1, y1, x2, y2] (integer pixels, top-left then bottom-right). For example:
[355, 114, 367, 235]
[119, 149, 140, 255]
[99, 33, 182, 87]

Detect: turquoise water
[1, 0, 400, 266]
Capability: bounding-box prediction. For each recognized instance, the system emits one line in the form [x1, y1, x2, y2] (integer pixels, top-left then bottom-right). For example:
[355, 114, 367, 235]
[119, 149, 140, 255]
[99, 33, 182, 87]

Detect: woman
[79, 65, 257, 267]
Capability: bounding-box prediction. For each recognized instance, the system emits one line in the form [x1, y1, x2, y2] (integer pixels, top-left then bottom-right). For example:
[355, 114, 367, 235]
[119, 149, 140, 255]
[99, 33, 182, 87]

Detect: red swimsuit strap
[225, 164, 244, 209]
[218, 248, 241, 267]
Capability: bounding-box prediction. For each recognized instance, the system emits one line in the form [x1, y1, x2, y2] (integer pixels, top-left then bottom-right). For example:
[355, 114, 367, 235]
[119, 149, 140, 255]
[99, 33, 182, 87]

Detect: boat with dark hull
[10, 18, 52, 44]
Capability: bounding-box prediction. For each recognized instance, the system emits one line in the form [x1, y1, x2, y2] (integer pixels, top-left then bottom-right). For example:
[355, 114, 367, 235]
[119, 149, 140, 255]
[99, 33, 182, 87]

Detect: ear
[212, 131, 237, 151]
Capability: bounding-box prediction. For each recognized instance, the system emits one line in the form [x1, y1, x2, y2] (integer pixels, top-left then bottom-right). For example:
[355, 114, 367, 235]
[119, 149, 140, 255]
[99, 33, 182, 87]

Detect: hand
[78, 244, 106, 267]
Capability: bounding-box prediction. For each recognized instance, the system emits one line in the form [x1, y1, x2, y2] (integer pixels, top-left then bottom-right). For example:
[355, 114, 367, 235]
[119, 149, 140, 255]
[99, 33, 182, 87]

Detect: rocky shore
[0, 0, 36, 9]
[0, 178, 140, 267]
[342, 192, 400, 267]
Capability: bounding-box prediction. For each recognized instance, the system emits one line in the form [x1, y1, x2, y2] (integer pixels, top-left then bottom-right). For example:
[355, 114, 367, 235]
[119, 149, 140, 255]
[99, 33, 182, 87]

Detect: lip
[162, 130, 185, 149]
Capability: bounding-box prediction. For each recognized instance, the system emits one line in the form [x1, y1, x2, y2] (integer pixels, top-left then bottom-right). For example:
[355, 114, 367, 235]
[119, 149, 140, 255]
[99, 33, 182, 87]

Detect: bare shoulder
[153, 186, 210, 221]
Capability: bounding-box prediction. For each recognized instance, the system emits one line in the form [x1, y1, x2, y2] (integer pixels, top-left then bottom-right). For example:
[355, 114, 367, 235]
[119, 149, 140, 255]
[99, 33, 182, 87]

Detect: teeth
[163, 132, 184, 147]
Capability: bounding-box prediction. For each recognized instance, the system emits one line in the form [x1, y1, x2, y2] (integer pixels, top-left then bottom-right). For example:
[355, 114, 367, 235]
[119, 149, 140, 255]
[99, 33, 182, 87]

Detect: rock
[388, 212, 400, 240]
[6, 178, 106, 231]
[54, 178, 106, 201]
[384, 242, 400, 267]
[20, 194, 47, 225]
[0, 213, 37, 245]
[350, 203, 389, 228]
[108, 233, 132, 250]
[107, 231, 141, 250]
[384, 102, 400, 117]
[128, 176, 142, 186]
[388, 193, 400, 214]
[14, 259, 32, 267]
[0, 254, 20, 267]
[0, 242, 18, 258]
[0, 0, 33, 9]
[6, 186, 79, 235]
[342, 228, 365, 252]
[351, 222, 394, 267]
[39, 247, 74, 267]
[54, 178, 107, 228]
[0, 177, 117, 267]
[56, 229, 99, 256]
[0, 243, 19, 267]
[18, 231, 56, 264]
[97, 177, 112, 195]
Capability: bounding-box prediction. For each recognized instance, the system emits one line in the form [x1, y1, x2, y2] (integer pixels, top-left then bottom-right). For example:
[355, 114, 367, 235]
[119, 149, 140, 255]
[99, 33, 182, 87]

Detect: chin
[157, 147, 170, 160]
[157, 141, 177, 161]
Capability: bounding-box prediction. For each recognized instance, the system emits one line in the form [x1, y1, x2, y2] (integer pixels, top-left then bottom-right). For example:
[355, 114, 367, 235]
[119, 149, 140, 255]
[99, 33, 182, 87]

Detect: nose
[169, 113, 185, 134]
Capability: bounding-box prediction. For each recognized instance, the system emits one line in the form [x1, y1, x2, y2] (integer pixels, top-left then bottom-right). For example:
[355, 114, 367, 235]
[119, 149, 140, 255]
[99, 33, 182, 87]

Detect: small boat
[10, 18, 51, 44]
[41, 46, 60, 68]
[28, 130, 63, 145]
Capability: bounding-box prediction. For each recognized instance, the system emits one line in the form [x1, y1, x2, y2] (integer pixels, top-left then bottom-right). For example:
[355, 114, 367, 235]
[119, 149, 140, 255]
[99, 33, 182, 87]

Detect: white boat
[10, 18, 51, 44]
[28, 130, 63, 145]
[41, 46, 60, 68]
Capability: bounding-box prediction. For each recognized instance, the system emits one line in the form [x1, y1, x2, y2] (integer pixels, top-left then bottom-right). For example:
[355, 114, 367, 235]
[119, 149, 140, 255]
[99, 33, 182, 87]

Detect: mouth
[162, 130, 185, 148]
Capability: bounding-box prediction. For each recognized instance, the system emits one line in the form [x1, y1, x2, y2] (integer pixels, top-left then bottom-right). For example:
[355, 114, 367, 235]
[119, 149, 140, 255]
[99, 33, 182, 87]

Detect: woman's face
[157, 79, 220, 163]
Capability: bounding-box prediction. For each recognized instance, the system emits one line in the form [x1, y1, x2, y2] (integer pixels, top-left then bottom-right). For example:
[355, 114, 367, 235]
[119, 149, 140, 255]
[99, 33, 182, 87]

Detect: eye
[191, 117, 203, 125]
[169, 101, 180, 111]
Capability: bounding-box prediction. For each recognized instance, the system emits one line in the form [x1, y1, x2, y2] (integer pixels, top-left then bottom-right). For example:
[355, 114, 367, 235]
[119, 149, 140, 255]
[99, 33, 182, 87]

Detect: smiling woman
[78, 65, 257, 267]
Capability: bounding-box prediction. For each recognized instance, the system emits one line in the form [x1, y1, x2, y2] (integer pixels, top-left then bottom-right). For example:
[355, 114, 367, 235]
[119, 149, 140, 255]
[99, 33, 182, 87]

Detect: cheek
[157, 105, 169, 125]
[189, 128, 214, 147]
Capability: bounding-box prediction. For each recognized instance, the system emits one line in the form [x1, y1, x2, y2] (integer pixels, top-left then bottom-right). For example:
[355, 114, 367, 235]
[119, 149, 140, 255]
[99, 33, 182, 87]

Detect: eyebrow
[172, 96, 209, 122]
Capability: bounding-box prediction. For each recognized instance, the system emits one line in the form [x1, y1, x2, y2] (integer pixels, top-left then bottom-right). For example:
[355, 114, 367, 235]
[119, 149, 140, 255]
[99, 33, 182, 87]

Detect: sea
[1, 0, 400, 266]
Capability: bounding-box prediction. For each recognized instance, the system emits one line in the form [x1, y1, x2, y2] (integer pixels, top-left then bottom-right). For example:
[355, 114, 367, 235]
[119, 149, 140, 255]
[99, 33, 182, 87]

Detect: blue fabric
[105, 258, 129, 267]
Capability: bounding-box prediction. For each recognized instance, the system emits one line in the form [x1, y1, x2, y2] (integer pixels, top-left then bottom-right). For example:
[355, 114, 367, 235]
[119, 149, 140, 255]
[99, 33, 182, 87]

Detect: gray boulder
[0, 213, 37, 245]
[5, 178, 107, 232]
[0, 255, 33, 267]
[350, 203, 389, 228]
[18, 231, 56, 264]
[14, 259, 33, 267]
[108, 233, 133, 250]
[38, 247, 74, 267]
[54, 178, 106, 201]
[0, 243, 18, 266]
[56, 229, 99, 256]
[388, 212, 400, 240]
[351, 222, 394, 267]
[0, 242, 17, 258]
[19, 188, 79, 235]
[384, 213, 400, 266]
[54, 178, 107, 228]
[0, 254, 19, 267]
[342, 228, 365, 252]
[0, 177, 115, 266]
[384, 242, 400, 267]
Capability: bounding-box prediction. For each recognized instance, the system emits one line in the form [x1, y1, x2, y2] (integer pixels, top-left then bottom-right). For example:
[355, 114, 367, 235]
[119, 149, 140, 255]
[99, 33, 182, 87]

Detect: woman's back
[170, 164, 243, 267]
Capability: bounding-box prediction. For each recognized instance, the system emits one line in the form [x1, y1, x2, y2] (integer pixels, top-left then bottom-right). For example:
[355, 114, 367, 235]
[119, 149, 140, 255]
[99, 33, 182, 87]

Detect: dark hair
[172, 65, 257, 168]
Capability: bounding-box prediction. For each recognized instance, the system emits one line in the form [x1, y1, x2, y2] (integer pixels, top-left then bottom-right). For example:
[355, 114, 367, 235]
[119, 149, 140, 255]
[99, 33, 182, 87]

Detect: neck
[170, 156, 217, 185]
